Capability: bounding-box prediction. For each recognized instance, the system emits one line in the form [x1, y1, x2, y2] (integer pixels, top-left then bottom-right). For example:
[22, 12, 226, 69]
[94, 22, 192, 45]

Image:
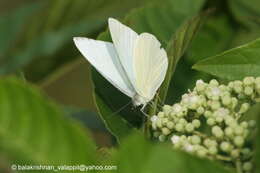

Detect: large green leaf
[229, 0, 260, 27]
[156, 10, 209, 112]
[0, 78, 96, 167]
[0, 2, 41, 58]
[193, 38, 260, 80]
[109, 134, 234, 173]
[91, 0, 205, 141]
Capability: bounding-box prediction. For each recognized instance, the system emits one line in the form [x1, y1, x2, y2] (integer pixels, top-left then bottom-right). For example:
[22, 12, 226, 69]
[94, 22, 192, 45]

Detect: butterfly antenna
[109, 100, 132, 116]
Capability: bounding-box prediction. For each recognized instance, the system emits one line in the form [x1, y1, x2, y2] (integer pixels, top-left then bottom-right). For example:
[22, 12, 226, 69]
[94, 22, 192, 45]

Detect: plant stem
[236, 160, 243, 173]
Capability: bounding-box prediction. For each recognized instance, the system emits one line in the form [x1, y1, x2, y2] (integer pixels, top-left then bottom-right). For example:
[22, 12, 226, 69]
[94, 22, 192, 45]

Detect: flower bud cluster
[150, 77, 259, 172]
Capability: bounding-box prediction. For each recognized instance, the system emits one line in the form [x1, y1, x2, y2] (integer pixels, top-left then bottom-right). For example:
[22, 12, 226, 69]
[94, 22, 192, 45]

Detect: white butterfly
[73, 18, 168, 110]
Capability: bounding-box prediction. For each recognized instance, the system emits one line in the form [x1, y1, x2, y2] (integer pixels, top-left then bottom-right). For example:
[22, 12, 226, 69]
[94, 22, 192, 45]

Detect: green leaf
[229, 0, 260, 27]
[110, 134, 234, 173]
[165, 15, 235, 104]
[256, 109, 260, 173]
[94, 94, 134, 142]
[1, 20, 104, 75]
[0, 78, 96, 166]
[156, 10, 209, 112]
[193, 38, 260, 80]
[0, 2, 41, 56]
[91, 0, 205, 141]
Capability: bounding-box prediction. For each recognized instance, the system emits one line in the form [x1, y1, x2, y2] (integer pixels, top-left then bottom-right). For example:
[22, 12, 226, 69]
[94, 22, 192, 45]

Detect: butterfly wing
[108, 18, 138, 86]
[132, 33, 168, 102]
[73, 37, 135, 98]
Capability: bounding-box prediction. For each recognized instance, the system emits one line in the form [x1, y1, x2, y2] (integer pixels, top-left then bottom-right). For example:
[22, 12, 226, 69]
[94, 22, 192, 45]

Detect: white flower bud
[233, 136, 244, 147]
[171, 135, 180, 144]
[243, 162, 253, 171]
[239, 103, 250, 114]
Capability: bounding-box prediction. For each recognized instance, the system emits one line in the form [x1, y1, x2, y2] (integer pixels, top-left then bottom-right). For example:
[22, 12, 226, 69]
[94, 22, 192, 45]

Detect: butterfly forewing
[73, 37, 135, 97]
[108, 18, 138, 87]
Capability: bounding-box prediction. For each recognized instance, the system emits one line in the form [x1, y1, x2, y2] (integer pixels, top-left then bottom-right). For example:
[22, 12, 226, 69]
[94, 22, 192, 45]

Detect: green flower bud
[256, 77, 260, 84]
[196, 80, 206, 92]
[162, 118, 169, 125]
[208, 146, 218, 155]
[231, 149, 240, 158]
[228, 81, 234, 88]
[241, 148, 251, 156]
[216, 116, 224, 123]
[207, 118, 216, 126]
[233, 81, 243, 93]
[192, 119, 201, 128]
[231, 97, 238, 109]
[204, 111, 212, 118]
[222, 95, 231, 106]
[197, 148, 207, 157]
[171, 135, 180, 144]
[210, 101, 221, 110]
[179, 118, 188, 125]
[212, 126, 224, 138]
[197, 107, 205, 115]
[240, 121, 248, 128]
[159, 135, 166, 142]
[233, 126, 244, 136]
[156, 119, 163, 128]
[163, 105, 172, 115]
[244, 86, 253, 96]
[153, 131, 160, 138]
[249, 120, 256, 128]
[243, 162, 253, 171]
[158, 112, 164, 118]
[239, 103, 250, 114]
[185, 123, 194, 133]
[166, 121, 174, 129]
[224, 127, 233, 137]
[162, 127, 171, 135]
[209, 79, 219, 87]
[243, 76, 255, 85]
[184, 144, 194, 152]
[220, 142, 231, 152]
[175, 123, 184, 132]
[191, 135, 201, 145]
[233, 136, 244, 147]
[224, 116, 236, 126]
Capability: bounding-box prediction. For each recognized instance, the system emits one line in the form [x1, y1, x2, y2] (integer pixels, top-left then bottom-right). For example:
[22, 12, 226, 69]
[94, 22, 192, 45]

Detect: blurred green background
[1, 0, 260, 171]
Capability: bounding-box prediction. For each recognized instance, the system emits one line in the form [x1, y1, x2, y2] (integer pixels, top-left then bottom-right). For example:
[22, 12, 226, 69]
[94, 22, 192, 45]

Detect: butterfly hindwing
[132, 33, 168, 101]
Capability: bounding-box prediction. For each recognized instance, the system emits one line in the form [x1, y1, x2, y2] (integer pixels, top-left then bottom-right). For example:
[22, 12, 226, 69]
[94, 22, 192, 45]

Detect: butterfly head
[132, 94, 150, 107]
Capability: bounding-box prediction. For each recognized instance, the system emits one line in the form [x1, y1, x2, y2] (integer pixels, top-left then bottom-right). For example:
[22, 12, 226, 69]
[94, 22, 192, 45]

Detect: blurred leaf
[0, 78, 96, 165]
[91, 0, 205, 141]
[110, 133, 234, 173]
[165, 15, 235, 103]
[0, 2, 41, 57]
[256, 109, 260, 173]
[94, 94, 134, 142]
[1, 19, 104, 75]
[231, 27, 260, 48]
[156, 10, 209, 113]
[188, 15, 235, 63]
[193, 38, 260, 80]
[229, 0, 260, 27]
